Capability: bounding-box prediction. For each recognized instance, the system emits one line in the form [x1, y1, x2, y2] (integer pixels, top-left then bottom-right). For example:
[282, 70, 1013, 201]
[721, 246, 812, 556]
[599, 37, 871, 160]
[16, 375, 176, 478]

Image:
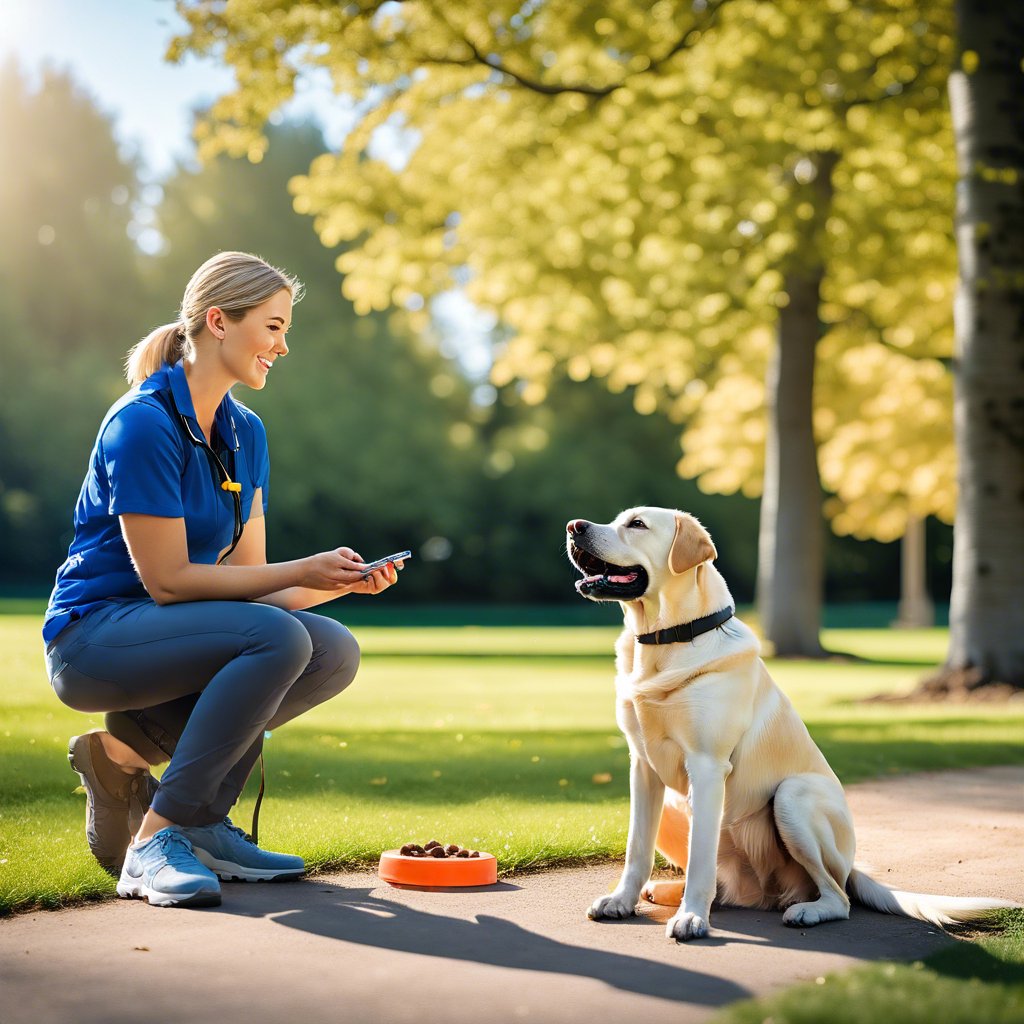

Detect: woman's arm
[119, 506, 368, 605]
[219, 501, 398, 611]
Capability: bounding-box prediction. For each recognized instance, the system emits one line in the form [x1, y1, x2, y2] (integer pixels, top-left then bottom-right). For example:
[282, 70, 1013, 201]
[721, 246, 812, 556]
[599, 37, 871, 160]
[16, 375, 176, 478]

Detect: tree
[0, 63, 143, 580]
[926, 1, 1024, 691]
[172, 1, 958, 650]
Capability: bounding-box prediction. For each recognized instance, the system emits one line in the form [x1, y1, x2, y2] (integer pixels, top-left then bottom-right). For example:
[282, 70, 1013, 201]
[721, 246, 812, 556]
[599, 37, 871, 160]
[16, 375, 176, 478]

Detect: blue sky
[2, 0, 493, 374]
[1, 0, 360, 179]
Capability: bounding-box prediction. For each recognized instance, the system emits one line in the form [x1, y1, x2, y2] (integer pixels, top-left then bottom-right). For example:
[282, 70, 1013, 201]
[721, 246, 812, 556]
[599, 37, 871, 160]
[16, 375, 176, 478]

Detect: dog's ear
[669, 513, 717, 575]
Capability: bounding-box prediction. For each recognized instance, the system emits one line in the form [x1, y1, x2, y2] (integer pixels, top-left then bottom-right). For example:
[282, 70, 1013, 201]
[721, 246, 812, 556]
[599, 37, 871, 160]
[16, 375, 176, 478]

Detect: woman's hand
[298, 547, 372, 591]
[297, 548, 404, 596]
[343, 558, 403, 596]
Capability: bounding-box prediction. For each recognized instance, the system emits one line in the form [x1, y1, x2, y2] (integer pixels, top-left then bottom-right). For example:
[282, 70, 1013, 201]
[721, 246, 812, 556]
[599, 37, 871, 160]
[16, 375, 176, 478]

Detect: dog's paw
[666, 911, 710, 942]
[587, 892, 636, 921]
[782, 899, 849, 928]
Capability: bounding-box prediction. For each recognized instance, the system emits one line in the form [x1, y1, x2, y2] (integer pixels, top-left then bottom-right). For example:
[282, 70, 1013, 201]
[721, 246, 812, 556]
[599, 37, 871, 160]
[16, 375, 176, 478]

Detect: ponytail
[125, 322, 188, 386]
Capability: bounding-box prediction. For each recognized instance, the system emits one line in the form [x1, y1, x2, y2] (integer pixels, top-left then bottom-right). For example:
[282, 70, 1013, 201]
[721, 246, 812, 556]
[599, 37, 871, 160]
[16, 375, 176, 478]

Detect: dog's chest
[615, 682, 692, 789]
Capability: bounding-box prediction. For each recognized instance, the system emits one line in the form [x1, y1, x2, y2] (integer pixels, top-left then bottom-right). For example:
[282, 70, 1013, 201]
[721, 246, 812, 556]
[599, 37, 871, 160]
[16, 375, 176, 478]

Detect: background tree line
[1, 59, 954, 613]
[167, 0, 1022, 690]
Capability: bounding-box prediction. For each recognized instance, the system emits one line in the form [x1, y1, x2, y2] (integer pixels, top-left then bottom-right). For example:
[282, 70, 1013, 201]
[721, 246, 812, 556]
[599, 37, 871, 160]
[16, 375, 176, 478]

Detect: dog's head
[566, 507, 717, 603]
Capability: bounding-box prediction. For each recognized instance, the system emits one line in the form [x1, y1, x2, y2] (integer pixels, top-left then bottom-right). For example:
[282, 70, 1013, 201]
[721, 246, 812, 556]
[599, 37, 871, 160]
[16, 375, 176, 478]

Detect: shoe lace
[151, 828, 203, 869]
[221, 817, 257, 845]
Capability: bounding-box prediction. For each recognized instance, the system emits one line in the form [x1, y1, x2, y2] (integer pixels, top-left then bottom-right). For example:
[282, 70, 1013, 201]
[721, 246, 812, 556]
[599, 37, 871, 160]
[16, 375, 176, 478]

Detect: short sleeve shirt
[42, 361, 270, 643]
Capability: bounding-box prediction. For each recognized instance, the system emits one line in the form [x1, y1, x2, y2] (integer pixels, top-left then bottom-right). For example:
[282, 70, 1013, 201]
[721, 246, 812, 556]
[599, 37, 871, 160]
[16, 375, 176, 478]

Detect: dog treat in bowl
[396, 839, 479, 859]
[379, 840, 497, 886]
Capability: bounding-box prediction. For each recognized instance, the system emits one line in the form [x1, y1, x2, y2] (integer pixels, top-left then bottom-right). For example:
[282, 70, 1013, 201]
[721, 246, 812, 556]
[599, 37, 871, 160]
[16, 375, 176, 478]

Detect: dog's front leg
[588, 754, 664, 921]
[667, 754, 729, 942]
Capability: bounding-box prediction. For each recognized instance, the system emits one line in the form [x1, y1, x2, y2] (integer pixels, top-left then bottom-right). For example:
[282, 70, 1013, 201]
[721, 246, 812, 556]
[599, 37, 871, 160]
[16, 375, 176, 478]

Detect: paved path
[2, 766, 1021, 1024]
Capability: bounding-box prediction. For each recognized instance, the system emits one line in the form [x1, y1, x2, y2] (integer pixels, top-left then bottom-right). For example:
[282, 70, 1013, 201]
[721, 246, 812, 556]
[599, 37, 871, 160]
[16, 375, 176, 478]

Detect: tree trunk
[756, 153, 837, 657]
[932, 1, 1024, 691]
[893, 516, 935, 629]
[757, 270, 827, 656]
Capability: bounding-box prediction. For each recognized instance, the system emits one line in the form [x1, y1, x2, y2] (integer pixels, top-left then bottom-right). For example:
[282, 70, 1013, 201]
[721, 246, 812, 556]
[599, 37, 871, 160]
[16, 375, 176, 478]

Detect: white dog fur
[567, 506, 1016, 942]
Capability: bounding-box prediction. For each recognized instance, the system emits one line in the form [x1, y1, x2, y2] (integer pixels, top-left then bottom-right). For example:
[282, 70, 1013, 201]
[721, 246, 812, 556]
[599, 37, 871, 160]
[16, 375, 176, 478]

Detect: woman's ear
[669, 513, 717, 575]
[206, 306, 225, 339]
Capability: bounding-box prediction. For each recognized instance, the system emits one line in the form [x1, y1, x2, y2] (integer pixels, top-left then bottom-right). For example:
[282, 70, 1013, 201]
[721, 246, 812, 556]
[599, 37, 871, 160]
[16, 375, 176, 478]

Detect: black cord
[164, 388, 243, 563]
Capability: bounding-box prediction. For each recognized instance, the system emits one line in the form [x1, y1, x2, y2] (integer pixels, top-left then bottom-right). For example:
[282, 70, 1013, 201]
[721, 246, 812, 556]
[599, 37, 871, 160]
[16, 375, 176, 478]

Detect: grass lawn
[2, 614, 1021, 917]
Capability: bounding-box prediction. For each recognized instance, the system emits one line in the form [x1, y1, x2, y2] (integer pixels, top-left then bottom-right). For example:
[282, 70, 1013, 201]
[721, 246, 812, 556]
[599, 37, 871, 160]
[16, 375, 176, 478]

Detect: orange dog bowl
[378, 849, 498, 888]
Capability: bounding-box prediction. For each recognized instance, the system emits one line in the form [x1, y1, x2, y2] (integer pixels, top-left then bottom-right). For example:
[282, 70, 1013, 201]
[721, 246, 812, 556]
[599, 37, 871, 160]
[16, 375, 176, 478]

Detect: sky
[1, 0, 493, 376]
[0, 0, 366, 179]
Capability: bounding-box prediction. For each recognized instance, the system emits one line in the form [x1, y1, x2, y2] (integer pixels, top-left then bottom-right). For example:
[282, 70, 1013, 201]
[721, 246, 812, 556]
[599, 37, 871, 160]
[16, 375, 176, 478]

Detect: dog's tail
[847, 867, 1018, 927]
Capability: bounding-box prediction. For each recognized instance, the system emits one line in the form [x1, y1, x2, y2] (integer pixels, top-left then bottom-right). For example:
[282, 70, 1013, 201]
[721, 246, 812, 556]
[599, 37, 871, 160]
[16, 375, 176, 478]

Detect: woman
[43, 251, 402, 909]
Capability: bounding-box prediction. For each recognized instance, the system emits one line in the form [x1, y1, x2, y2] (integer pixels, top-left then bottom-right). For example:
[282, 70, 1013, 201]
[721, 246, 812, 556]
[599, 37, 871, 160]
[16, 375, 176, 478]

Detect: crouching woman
[42, 251, 402, 908]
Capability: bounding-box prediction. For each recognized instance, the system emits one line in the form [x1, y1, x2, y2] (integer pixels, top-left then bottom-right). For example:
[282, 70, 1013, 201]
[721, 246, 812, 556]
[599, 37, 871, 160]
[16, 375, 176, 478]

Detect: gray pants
[44, 598, 360, 826]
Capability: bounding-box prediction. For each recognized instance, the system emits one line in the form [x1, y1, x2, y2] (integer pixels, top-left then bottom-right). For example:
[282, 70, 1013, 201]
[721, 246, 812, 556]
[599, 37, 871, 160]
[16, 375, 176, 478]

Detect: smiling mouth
[568, 542, 648, 600]
[257, 356, 273, 371]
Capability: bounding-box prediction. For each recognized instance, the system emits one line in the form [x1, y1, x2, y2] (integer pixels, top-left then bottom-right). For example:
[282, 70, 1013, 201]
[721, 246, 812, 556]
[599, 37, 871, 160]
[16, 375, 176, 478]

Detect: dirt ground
[1, 765, 1021, 1024]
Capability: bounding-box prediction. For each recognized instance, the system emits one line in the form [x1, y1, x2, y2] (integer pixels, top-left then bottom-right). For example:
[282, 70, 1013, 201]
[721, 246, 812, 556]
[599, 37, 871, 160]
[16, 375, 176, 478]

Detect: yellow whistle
[221, 480, 242, 492]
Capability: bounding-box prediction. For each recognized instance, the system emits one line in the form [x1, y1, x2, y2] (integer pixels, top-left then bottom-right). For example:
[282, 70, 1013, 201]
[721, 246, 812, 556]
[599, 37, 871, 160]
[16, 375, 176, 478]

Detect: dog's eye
[628, 519, 647, 529]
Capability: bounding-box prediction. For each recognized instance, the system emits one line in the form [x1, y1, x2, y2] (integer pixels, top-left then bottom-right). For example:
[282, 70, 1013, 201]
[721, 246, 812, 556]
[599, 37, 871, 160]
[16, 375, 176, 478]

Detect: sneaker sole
[116, 878, 221, 908]
[194, 851, 304, 883]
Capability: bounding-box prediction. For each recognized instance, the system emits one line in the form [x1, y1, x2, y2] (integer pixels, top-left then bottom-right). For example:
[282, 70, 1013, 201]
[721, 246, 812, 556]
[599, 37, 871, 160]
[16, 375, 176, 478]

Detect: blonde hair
[125, 251, 304, 385]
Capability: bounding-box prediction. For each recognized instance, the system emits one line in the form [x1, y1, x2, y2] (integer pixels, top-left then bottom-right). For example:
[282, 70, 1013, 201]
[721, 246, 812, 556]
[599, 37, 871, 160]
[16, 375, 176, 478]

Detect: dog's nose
[567, 519, 589, 536]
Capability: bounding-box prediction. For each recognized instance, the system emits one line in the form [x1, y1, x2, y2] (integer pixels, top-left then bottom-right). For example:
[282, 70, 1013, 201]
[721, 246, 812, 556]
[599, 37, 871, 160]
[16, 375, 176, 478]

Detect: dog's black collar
[637, 606, 735, 645]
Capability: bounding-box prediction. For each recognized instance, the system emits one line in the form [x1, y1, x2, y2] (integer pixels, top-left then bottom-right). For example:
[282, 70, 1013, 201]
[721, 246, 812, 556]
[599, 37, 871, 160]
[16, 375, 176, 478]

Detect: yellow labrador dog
[567, 506, 1015, 942]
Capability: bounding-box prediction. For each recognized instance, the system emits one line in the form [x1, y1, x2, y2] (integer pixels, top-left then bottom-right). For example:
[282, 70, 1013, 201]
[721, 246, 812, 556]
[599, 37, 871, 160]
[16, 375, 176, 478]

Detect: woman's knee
[329, 622, 360, 694]
[242, 604, 315, 676]
[297, 614, 361, 694]
[330, 620, 361, 674]
[264, 619, 360, 728]
[311, 610, 360, 684]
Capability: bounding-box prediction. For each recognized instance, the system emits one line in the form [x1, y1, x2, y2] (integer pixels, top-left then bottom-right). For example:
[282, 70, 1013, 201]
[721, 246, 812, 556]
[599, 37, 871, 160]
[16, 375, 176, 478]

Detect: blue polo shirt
[42, 361, 270, 643]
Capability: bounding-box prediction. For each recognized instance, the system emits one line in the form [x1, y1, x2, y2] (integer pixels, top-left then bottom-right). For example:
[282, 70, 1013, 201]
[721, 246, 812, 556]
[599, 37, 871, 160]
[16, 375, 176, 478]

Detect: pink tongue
[576, 572, 638, 591]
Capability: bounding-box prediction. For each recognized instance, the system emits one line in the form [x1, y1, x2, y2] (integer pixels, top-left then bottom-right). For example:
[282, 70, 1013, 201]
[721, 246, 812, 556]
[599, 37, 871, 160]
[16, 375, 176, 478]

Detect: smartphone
[358, 550, 412, 576]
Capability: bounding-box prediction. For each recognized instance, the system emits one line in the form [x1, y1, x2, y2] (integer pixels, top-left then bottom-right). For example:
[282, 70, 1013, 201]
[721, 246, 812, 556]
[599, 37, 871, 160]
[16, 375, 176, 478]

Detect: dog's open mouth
[569, 542, 648, 600]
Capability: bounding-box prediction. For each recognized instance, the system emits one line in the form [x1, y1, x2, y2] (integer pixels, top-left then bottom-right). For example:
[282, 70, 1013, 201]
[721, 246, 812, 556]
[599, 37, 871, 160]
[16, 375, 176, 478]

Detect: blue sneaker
[116, 827, 221, 908]
[181, 818, 305, 882]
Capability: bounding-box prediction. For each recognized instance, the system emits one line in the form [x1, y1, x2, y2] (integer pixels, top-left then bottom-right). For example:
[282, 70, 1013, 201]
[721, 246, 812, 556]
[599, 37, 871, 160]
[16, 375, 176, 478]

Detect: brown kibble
[424, 840, 441, 850]
[430, 846, 447, 858]
[445, 844, 460, 855]
[400, 844, 413, 856]
[456, 849, 470, 858]
[469, 851, 480, 858]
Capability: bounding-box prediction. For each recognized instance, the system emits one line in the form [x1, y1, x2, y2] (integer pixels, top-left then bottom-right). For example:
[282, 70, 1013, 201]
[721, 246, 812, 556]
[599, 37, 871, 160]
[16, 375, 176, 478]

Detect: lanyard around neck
[164, 388, 243, 564]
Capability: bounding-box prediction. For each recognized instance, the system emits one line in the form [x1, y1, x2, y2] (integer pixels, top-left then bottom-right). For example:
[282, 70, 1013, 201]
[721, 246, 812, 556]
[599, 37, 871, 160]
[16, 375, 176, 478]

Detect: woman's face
[213, 288, 293, 390]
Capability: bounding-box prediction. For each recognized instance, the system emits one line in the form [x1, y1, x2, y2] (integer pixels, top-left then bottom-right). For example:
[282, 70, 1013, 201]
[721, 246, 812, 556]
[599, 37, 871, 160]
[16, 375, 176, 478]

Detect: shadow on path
[220, 883, 751, 1007]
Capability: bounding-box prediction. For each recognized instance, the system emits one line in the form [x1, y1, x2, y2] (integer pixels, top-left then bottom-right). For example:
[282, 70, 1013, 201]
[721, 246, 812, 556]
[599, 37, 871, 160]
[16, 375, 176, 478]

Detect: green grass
[711, 909, 1024, 1024]
[1, 616, 1022, 919]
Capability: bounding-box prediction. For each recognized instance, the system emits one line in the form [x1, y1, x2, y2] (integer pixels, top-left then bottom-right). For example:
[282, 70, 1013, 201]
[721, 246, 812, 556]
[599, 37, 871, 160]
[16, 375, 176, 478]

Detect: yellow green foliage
[172, 0, 958, 540]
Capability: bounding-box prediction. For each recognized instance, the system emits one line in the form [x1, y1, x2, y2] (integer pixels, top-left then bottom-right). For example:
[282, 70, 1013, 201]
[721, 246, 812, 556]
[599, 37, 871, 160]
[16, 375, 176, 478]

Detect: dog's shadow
[219, 881, 750, 1007]
[216, 878, 952, 1008]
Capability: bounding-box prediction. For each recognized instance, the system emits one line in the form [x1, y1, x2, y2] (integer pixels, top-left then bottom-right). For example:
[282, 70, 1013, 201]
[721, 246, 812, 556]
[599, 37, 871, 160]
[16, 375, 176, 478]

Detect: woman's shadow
[221, 881, 751, 1008]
